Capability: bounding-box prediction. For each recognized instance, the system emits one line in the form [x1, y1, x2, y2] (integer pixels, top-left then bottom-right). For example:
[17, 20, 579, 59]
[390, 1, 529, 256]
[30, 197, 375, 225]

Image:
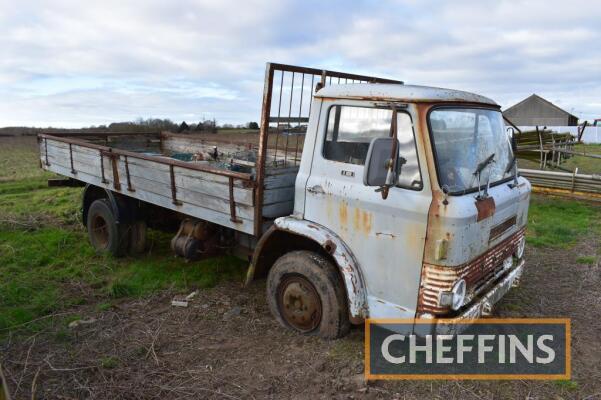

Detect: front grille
[489, 215, 517, 242]
[417, 228, 525, 314]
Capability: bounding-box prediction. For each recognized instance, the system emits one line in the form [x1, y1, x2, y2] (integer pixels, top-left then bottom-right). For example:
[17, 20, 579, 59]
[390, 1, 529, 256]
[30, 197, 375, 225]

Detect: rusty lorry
[38, 63, 530, 338]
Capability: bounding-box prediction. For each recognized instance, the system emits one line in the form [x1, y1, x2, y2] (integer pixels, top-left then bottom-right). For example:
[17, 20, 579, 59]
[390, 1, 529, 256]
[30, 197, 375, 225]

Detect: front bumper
[415, 259, 525, 336]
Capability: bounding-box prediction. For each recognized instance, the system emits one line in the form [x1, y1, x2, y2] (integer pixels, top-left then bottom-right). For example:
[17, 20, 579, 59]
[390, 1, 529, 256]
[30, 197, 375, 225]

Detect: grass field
[563, 143, 601, 174]
[1, 136, 600, 334]
[517, 143, 601, 174]
[526, 194, 601, 248]
[0, 137, 246, 333]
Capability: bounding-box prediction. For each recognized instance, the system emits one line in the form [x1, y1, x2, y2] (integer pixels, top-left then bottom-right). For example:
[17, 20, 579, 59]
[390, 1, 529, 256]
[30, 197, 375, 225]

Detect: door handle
[307, 185, 325, 195]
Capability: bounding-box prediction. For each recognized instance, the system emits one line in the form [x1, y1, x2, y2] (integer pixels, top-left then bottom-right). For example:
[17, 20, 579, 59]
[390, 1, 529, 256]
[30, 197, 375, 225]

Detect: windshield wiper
[473, 152, 496, 177]
[471, 152, 495, 200]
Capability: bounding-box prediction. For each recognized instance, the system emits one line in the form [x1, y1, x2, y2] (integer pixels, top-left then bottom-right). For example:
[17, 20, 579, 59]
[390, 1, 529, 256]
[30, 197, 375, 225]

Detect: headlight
[451, 279, 466, 310]
[503, 256, 513, 270]
[515, 236, 525, 259]
[438, 279, 467, 310]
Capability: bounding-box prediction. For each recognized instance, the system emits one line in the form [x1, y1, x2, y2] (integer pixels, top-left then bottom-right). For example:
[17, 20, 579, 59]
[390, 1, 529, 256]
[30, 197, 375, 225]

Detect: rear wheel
[86, 199, 129, 257]
[267, 250, 350, 339]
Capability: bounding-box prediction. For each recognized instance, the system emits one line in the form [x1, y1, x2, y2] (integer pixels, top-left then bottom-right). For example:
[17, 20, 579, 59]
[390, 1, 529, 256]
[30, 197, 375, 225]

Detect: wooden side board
[40, 138, 299, 234]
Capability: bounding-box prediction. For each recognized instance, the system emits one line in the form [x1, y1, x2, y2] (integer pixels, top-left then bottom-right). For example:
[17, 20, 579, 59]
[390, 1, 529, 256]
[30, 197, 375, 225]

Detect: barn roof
[503, 94, 577, 119]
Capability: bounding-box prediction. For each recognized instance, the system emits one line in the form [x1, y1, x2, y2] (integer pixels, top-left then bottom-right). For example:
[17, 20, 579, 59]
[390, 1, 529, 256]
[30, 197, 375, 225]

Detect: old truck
[39, 63, 530, 338]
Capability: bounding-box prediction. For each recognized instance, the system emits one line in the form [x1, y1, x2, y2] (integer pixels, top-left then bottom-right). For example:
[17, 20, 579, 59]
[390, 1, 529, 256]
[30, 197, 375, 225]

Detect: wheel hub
[91, 215, 109, 249]
[278, 276, 322, 333]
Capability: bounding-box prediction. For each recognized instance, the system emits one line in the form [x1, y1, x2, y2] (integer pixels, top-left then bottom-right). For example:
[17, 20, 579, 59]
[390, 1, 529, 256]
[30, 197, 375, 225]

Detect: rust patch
[323, 239, 337, 254]
[352, 207, 373, 235]
[339, 201, 348, 227]
[362, 210, 372, 234]
[353, 208, 361, 231]
[416, 228, 525, 315]
[418, 103, 447, 265]
[475, 196, 496, 222]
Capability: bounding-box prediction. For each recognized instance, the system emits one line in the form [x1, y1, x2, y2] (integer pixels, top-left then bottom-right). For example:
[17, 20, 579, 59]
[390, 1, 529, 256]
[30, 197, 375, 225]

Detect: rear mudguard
[82, 184, 137, 226]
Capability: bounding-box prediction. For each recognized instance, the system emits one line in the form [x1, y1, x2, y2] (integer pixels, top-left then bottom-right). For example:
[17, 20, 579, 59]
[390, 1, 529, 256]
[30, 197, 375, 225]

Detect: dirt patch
[1, 239, 600, 399]
[1, 282, 362, 399]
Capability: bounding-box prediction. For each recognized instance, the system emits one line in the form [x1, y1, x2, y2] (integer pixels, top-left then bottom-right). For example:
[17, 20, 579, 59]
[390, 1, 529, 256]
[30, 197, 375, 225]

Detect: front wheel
[266, 251, 350, 339]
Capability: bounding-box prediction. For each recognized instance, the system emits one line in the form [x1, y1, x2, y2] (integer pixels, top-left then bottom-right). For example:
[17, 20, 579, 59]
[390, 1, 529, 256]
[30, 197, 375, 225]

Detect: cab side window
[323, 105, 422, 190]
[324, 106, 390, 165]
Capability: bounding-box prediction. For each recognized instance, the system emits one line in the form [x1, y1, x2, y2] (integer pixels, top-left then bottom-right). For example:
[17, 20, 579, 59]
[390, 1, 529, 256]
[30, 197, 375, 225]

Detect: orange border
[364, 318, 571, 380]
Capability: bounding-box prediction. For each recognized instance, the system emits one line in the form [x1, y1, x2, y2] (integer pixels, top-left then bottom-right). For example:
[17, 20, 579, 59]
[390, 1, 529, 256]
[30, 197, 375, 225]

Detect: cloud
[0, 0, 600, 127]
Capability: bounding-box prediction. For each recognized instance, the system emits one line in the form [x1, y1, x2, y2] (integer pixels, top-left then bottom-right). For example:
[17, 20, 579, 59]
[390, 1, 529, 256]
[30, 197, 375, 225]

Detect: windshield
[429, 107, 514, 194]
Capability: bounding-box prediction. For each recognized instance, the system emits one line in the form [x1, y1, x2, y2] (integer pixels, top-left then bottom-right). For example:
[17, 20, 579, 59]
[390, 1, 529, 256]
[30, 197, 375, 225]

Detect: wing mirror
[363, 137, 404, 199]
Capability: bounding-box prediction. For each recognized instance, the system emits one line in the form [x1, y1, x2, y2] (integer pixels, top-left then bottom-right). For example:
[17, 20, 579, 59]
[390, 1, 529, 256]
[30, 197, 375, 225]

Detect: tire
[86, 199, 130, 257]
[267, 250, 350, 339]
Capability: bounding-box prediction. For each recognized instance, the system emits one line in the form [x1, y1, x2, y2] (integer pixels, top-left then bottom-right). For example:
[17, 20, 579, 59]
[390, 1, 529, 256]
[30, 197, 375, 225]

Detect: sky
[0, 0, 600, 128]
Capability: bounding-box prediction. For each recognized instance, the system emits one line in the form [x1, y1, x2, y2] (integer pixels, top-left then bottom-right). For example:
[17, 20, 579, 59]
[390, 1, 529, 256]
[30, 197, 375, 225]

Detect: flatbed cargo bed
[39, 132, 298, 235]
[38, 63, 401, 236]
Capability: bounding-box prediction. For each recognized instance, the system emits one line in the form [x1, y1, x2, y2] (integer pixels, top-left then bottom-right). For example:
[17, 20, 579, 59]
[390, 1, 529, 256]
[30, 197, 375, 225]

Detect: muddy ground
[1, 236, 600, 400]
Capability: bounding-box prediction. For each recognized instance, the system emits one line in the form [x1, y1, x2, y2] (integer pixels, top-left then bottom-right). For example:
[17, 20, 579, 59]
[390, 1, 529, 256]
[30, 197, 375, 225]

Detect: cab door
[303, 102, 432, 318]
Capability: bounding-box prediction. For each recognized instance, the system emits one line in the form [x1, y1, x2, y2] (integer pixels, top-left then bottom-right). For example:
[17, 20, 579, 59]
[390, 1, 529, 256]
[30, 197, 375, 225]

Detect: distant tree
[247, 122, 259, 129]
[177, 121, 190, 133]
[194, 118, 217, 133]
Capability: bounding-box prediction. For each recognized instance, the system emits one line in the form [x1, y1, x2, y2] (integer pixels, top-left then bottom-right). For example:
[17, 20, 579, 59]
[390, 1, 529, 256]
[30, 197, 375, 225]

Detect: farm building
[503, 94, 578, 126]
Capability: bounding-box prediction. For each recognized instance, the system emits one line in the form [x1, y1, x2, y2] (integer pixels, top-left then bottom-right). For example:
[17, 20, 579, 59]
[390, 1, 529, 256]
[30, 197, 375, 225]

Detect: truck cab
[255, 83, 530, 338]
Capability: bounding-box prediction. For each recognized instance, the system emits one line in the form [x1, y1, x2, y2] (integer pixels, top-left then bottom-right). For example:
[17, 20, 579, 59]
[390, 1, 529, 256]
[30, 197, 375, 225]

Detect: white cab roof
[314, 83, 498, 106]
